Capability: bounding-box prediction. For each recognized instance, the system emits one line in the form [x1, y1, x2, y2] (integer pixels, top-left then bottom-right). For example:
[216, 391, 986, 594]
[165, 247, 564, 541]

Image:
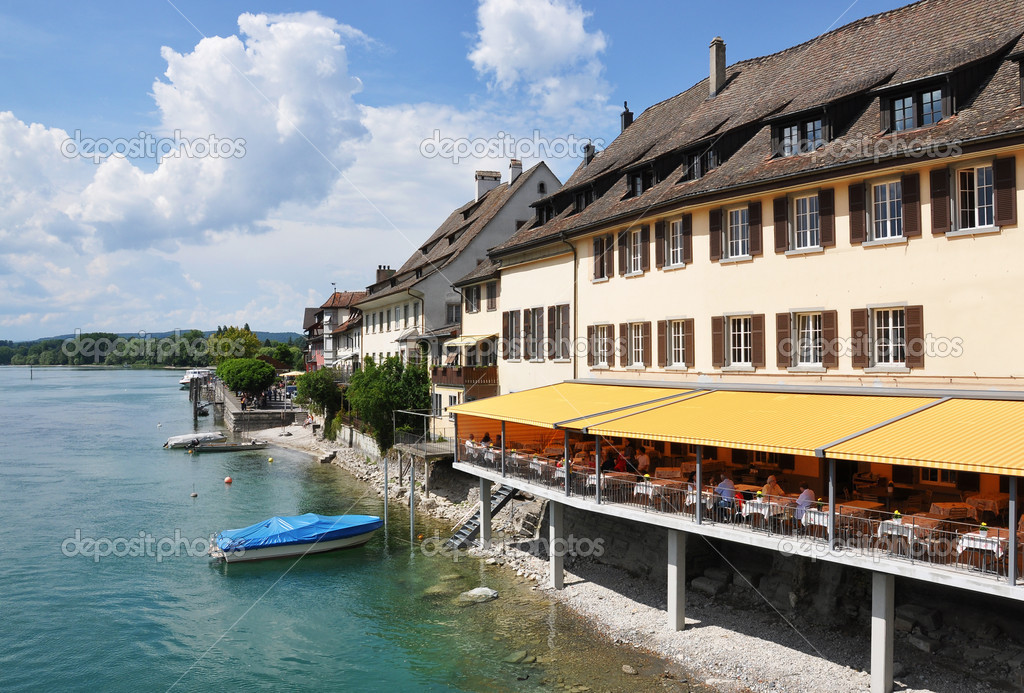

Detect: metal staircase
[445, 485, 517, 550]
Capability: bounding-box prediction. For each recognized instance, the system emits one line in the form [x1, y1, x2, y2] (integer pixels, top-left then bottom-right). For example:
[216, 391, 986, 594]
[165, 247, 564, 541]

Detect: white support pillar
[871, 571, 895, 693]
[479, 478, 492, 548]
[667, 529, 686, 631]
[549, 500, 564, 590]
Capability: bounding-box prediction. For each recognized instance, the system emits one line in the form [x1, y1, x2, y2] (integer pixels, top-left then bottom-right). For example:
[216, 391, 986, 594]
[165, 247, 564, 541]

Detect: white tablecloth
[684, 489, 715, 509]
[742, 498, 793, 519]
[877, 518, 939, 541]
[957, 531, 1008, 558]
[802, 508, 828, 527]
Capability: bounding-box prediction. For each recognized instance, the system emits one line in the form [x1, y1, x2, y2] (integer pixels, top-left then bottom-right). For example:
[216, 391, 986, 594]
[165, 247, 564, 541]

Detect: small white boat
[210, 514, 383, 563]
[179, 368, 212, 387]
[188, 439, 269, 453]
[163, 431, 227, 449]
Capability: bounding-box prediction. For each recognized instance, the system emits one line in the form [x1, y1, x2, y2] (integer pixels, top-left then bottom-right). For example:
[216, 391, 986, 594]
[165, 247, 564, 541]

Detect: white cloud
[468, 0, 610, 117]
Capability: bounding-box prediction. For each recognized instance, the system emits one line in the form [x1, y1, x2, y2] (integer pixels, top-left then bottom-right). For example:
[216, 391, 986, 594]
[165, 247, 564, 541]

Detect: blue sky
[0, 0, 907, 340]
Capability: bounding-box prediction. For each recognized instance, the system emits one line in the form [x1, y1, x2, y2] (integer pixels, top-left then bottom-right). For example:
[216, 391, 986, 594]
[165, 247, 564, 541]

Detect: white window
[794, 195, 819, 249]
[728, 316, 752, 366]
[668, 219, 686, 266]
[629, 229, 643, 274]
[726, 208, 749, 258]
[403, 304, 410, 326]
[447, 394, 458, 420]
[669, 320, 686, 367]
[958, 165, 995, 230]
[630, 323, 644, 366]
[413, 303, 421, 326]
[781, 124, 800, 157]
[526, 307, 543, 360]
[508, 310, 521, 359]
[552, 304, 570, 360]
[465, 286, 480, 313]
[873, 308, 906, 366]
[386, 309, 392, 331]
[446, 303, 461, 325]
[595, 325, 611, 366]
[795, 313, 823, 366]
[432, 393, 442, 417]
[871, 181, 903, 240]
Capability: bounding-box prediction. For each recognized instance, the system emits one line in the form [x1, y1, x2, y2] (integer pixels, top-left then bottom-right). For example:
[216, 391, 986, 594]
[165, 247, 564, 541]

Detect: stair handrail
[451, 500, 483, 532]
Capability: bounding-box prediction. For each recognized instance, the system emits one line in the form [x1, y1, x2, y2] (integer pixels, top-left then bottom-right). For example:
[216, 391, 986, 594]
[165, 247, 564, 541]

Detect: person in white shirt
[795, 483, 816, 521]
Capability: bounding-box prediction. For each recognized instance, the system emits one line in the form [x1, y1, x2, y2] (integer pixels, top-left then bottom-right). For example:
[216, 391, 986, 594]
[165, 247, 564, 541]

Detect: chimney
[475, 170, 501, 200]
[583, 142, 596, 165]
[508, 159, 522, 186]
[376, 265, 394, 283]
[620, 101, 633, 132]
[709, 37, 726, 98]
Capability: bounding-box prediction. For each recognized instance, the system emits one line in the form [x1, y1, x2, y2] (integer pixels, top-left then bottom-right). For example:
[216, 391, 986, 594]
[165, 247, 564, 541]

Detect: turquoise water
[0, 368, 681, 692]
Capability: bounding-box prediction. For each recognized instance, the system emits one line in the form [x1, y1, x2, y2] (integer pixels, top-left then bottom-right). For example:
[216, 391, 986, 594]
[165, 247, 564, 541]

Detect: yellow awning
[448, 382, 690, 429]
[584, 390, 937, 456]
[445, 334, 497, 348]
[825, 399, 1024, 476]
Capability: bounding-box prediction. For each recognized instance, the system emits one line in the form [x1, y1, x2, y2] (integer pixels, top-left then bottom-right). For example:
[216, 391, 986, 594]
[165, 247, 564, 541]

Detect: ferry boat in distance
[179, 368, 213, 388]
[210, 514, 383, 563]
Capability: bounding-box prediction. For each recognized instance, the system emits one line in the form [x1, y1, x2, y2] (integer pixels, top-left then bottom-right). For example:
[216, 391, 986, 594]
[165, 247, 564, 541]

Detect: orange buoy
[224, 476, 232, 484]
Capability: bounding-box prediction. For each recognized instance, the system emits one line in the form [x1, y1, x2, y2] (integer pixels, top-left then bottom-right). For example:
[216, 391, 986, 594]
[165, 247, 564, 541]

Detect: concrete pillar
[871, 571, 895, 693]
[549, 500, 564, 590]
[667, 529, 686, 631]
[479, 478, 492, 547]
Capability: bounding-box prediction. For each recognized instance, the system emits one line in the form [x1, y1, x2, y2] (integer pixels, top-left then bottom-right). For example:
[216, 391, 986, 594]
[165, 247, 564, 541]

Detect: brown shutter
[819, 188, 835, 247]
[751, 314, 765, 368]
[501, 311, 510, 360]
[642, 322, 652, 367]
[773, 197, 789, 253]
[775, 312, 791, 369]
[905, 305, 924, 370]
[523, 309, 532, 360]
[535, 308, 544, 359]
[587, 325, 595, 367]
[618, 323, 628, 367]
[654, 221, 665, 269]
[748, 201, 763, 256]
[617, 231, 627, 275]
[849, 183, 866, 245]
[930, 168, 950, 235]
[711, 316, 725, 368]
[657, 320, 667, 368]
[546, 306, 556, 360]
[994, 156, 1017, 226]
[684, 319, 695, 368]
[640, 225, 650, 272]
[682, 214, 693, 265]
[851, 309, 870, 369]
[560, 304, 570, 358]
[604, 235, 614, 277]
[822, 310, 838, 369]
[902, 173, 921, 238]
[592, 237, 602, 279]
[709, 209, 722, 261]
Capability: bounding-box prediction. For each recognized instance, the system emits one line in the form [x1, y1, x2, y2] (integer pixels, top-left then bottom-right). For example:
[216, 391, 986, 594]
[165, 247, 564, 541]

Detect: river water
[0, 367, 691, 692]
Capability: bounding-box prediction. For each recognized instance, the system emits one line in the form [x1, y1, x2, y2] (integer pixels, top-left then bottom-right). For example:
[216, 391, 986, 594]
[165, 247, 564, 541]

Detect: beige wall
[360, 296, 422, 363]
[576, 146, 1024, 389]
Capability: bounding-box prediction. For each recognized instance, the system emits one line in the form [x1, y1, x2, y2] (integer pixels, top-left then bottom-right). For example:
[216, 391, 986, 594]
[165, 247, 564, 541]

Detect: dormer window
[774, 118, 826, 157]
[628, 168, 655, 196]
[882, 86, 946, 132]
[574, 189, 594, 213]
[538, 203, 555, 224]
[682, 149, 716, 182]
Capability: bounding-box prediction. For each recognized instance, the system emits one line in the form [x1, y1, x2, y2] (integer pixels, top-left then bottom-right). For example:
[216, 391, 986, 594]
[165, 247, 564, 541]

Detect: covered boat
[163, 431, 226, 449]
[188, 439, 269, 452]
[210, 513, 383, 562]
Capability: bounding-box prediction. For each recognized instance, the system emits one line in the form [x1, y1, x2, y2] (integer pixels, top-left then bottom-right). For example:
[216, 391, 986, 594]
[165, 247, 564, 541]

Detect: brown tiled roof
[453, 258, 500, 287]
[331, 313, 362, 335]
[320, 291, 367, 309]
[495, 0, 1024, 255]
[302, 307, 319, 331]
[359, 162, 552, 303]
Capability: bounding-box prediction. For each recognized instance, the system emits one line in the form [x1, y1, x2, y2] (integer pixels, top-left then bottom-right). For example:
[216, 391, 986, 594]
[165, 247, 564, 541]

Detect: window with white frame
[447, 394, 458, 420]
[431, 392, 442, 417]
[595, 325, 611, 366]
[794, 194, 820, 249]
[413, 302, 421, 326]
[464, 285, 480, 313]
[526, 307, 543, 360]
[669, 320, 686, 367]
[873, 307, 906, 366]
[629, 229, 643, 274]
[781, 124, 800, 157]
[630, 323, 645, 366]
[508, 310, 521, 359]
[726, 208, 749, 258]
[957, 164, 995, 230]
[552, 304, 570, 360]
[668, 219, 686, 266]
[795, 313, 823, 366]
[386, 308, 392, 330]
[728, 316, 752, 366]
[871, 180, 903, 240]
[920, 468, 958, 486]
[446, 302, 461, 325]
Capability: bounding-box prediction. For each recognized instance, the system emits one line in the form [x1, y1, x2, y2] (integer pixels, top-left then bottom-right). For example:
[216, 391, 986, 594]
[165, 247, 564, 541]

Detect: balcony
[431, 365, 498, 400]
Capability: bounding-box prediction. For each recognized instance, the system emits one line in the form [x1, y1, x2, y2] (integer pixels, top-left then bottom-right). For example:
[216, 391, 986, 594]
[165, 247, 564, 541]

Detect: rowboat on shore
[187, 439, 269, 453]
[209, 513, 383, 563]
[163, 431, 227, 448]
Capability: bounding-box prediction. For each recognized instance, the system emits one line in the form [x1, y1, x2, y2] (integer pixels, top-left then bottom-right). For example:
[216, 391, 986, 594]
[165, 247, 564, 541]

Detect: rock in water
[503, 650, 528, 664]
[622, 664, 638, 675]
[457, 586, 499, 604]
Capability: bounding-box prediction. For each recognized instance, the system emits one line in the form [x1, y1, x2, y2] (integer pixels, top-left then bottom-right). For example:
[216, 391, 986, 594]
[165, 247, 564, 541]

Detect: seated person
[715, 473, 736, 506]
[481, 432, 491, 445]
[636, 449, 651, 476]
[761, 475, 784, 499]
[613, 454, 629, 473]
[601, 449, 617, 472]
[795, 483, 815, 521]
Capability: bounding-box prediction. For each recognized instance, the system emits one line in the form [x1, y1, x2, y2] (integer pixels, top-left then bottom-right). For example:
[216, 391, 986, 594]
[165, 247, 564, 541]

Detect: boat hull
[211, 529, 379, 563]
[190, 441, 269, 452]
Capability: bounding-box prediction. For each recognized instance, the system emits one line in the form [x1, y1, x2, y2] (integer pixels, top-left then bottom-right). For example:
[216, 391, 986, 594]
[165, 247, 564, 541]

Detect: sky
[0, 0, 909, 341]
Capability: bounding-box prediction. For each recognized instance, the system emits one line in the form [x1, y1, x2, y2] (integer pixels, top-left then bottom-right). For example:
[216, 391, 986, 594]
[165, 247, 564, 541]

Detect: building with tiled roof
[304, 290, 367, 372]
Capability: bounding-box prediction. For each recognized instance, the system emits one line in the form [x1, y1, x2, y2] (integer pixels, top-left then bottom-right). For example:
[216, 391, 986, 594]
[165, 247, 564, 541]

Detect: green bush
[216, 358, 276, 396]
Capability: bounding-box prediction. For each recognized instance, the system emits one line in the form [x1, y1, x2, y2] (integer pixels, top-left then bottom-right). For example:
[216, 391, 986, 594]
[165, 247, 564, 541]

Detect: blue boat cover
[215, 513, 383, 552]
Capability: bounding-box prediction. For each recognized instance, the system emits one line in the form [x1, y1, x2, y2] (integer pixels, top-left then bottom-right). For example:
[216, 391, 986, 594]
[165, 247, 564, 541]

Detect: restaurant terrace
[449, 380, 1024, 693]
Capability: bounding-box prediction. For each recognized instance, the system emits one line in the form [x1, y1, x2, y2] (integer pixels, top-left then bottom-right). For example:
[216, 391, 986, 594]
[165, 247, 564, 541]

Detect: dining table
[877, 514, 942, 541]
[956, 527, 1010, 574]
[929, 502, 979, 521]
[965, 493, 1010, 515]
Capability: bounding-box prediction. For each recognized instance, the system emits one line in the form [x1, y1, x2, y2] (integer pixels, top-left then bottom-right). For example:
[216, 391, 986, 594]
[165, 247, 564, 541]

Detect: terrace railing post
[500, 421, 506, 477]
[563, 430, 571, 497]
[595, 436, 602, 505]
[695, 447, 703, 526]
[827, 457, 837, 550]
[1011, 478, 1018, 585]
[453, 415, 460, 463]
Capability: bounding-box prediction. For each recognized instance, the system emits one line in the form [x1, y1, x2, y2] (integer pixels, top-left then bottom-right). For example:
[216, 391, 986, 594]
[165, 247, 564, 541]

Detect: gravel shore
[254, 422, 1013, 693]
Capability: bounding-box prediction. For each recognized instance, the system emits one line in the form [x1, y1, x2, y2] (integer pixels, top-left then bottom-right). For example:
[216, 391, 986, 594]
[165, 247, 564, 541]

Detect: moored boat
[210, 513, 383, 562]
[188, 439, 269, 452]
[178, 368, 212, 388]
[163, 431, 227, 448]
